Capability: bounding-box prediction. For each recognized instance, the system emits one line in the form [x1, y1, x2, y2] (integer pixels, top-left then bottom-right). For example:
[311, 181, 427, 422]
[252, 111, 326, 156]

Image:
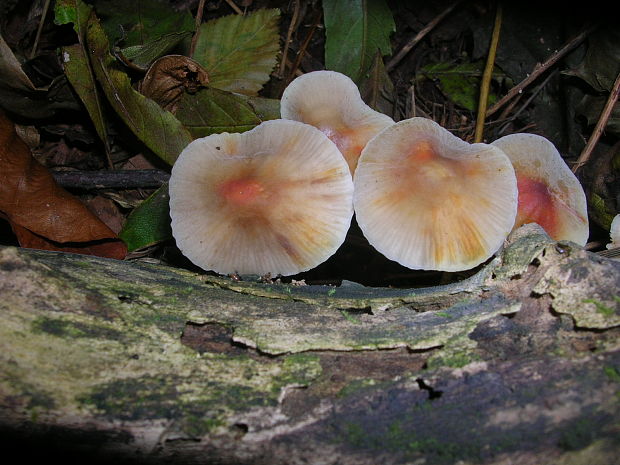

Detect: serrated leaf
[192, 9, 280, 95]
[174, 87, 280, 139]
[86, 12, 192, 165]
[119, 184, 172, 252]
[323, 0, 394, 83]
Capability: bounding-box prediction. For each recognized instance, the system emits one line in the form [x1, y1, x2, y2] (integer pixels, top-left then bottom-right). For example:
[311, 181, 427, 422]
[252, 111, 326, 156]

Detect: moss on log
[1, 225, 619, 464]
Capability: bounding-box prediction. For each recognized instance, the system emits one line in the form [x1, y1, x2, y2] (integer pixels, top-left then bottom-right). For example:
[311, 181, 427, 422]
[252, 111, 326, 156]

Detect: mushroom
[280, 70, 394, 174]
[353, 117, 518, 272]
[607, 214, 619, 250]
[169, 119, 354, 276]
[491, 133, 589, 246]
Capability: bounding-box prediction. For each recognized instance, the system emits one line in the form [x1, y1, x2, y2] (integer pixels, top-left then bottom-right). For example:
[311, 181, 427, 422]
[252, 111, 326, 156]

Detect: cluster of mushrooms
[169, 71, 589, 278]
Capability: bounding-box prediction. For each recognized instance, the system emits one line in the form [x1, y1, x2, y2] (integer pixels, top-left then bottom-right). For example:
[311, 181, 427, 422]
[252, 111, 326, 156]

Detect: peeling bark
[1, 225, 619, 464]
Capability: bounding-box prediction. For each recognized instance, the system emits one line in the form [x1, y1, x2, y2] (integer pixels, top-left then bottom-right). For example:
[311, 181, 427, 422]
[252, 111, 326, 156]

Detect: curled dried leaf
[139, 55, 209, 111]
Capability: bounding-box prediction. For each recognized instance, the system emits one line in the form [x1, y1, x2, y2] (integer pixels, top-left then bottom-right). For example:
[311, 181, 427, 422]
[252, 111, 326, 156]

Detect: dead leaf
[83, 196, 125, 234]
[0, 34, 80, 118]
[0, 110, 127, 259]
[139, 55, 209, 111]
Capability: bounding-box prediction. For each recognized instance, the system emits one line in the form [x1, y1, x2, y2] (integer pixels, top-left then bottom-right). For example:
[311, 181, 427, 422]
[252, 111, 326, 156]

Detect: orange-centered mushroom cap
[280, 70, 394, 174]
[353, 117, 518, 272]
[491, 133, 589, 246]
[169, 119, 354, 276]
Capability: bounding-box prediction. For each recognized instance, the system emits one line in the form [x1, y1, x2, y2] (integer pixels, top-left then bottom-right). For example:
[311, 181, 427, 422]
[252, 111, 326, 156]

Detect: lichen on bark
[1, 224, 619, 464]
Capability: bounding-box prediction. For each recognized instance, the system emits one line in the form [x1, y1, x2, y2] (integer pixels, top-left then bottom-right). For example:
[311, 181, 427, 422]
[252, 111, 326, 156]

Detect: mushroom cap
[353, 117, 518, 272]
[491, 133, 589, 246]
[169, 119, 354, 276]
[280, 70, 394, 174]
[607, 214, 620, 250]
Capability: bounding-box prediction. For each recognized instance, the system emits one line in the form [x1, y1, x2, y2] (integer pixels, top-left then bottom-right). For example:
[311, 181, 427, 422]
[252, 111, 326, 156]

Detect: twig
[279, 0, 301, 77]
[29, 0, 51, 59]
[486, 25, 596, 118]
[474, 4, 502, 143]
[52, 169, 170, 190]
[385, 0, 463, 72]
[572, 70, 620, 173]
[189, 0, 206, 57]
[224, 0, 244, 15]
[496, 70, 557, 137]
[284, 10, 322, 86]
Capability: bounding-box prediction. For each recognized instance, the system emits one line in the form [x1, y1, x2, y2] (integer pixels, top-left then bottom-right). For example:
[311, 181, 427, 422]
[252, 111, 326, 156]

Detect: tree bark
[1, 225, 619, 465]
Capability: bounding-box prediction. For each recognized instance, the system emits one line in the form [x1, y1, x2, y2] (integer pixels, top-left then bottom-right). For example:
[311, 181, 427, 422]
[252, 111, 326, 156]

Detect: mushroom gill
[169, 119, 354, 276]
[353, 117, 518, 272]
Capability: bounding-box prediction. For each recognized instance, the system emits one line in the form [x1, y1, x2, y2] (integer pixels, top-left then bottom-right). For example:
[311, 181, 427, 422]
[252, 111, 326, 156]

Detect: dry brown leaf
[0, 110, 127, 259]
[138, 55, 209, 112]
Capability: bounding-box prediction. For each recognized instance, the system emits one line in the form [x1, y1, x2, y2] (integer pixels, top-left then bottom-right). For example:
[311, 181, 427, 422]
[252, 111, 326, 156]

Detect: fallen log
[1, 225, 619, 464]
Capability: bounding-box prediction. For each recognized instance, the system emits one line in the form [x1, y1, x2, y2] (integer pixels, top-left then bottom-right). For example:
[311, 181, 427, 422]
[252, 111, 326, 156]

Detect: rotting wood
[1, 224, 619, 465]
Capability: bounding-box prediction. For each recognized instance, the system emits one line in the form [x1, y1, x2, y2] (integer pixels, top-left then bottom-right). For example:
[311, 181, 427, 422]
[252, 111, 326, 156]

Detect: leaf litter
[0, 0, 617, 287]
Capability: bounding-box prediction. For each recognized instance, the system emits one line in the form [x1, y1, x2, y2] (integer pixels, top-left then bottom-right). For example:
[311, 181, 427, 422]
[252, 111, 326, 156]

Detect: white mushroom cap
[280, 70, 394, 174]
[491, 133, 589, 246]
[169, 119, 354, 276]
[353, 117, 518, 272]
[607, 214, 620, 250]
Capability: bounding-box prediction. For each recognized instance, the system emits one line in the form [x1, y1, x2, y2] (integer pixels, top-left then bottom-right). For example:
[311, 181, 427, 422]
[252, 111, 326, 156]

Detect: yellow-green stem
[474, 4, 503, 143]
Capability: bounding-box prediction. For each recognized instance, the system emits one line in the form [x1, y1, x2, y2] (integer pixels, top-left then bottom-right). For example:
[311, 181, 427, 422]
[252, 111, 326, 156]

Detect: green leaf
[54, 0, 91, 28]
[192, 9, 280, 95]
[323, 0, 395, 83]
[244, 95, 281, 122]
[119, 184, 172, 252]
[94, 0, 195, 47]
[86, 12, 193, 165]
[174, 87, 280, 139]
[418, 61, 503, 111]
[61, 44, 110, 140]
[120, 31, 192, 69]
[360, 50, 394, 116]
[55, 0, 110, 149]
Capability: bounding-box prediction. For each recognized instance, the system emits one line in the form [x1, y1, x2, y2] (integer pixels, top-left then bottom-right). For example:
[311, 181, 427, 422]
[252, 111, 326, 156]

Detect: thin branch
[496, 70, 557, 137]
[486, 25, 596, 117]
[189, 0, 207, 57]
[385, 0, 463, 72]
[278, 0, 301, 78]
[29, 0, 51, 59]
[224, 0, 244, 15]
[52, 169, 170, 190]
[474, 4, 502, 143]
[572, 70, 620, 173]
[284, 10, 322, 87]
